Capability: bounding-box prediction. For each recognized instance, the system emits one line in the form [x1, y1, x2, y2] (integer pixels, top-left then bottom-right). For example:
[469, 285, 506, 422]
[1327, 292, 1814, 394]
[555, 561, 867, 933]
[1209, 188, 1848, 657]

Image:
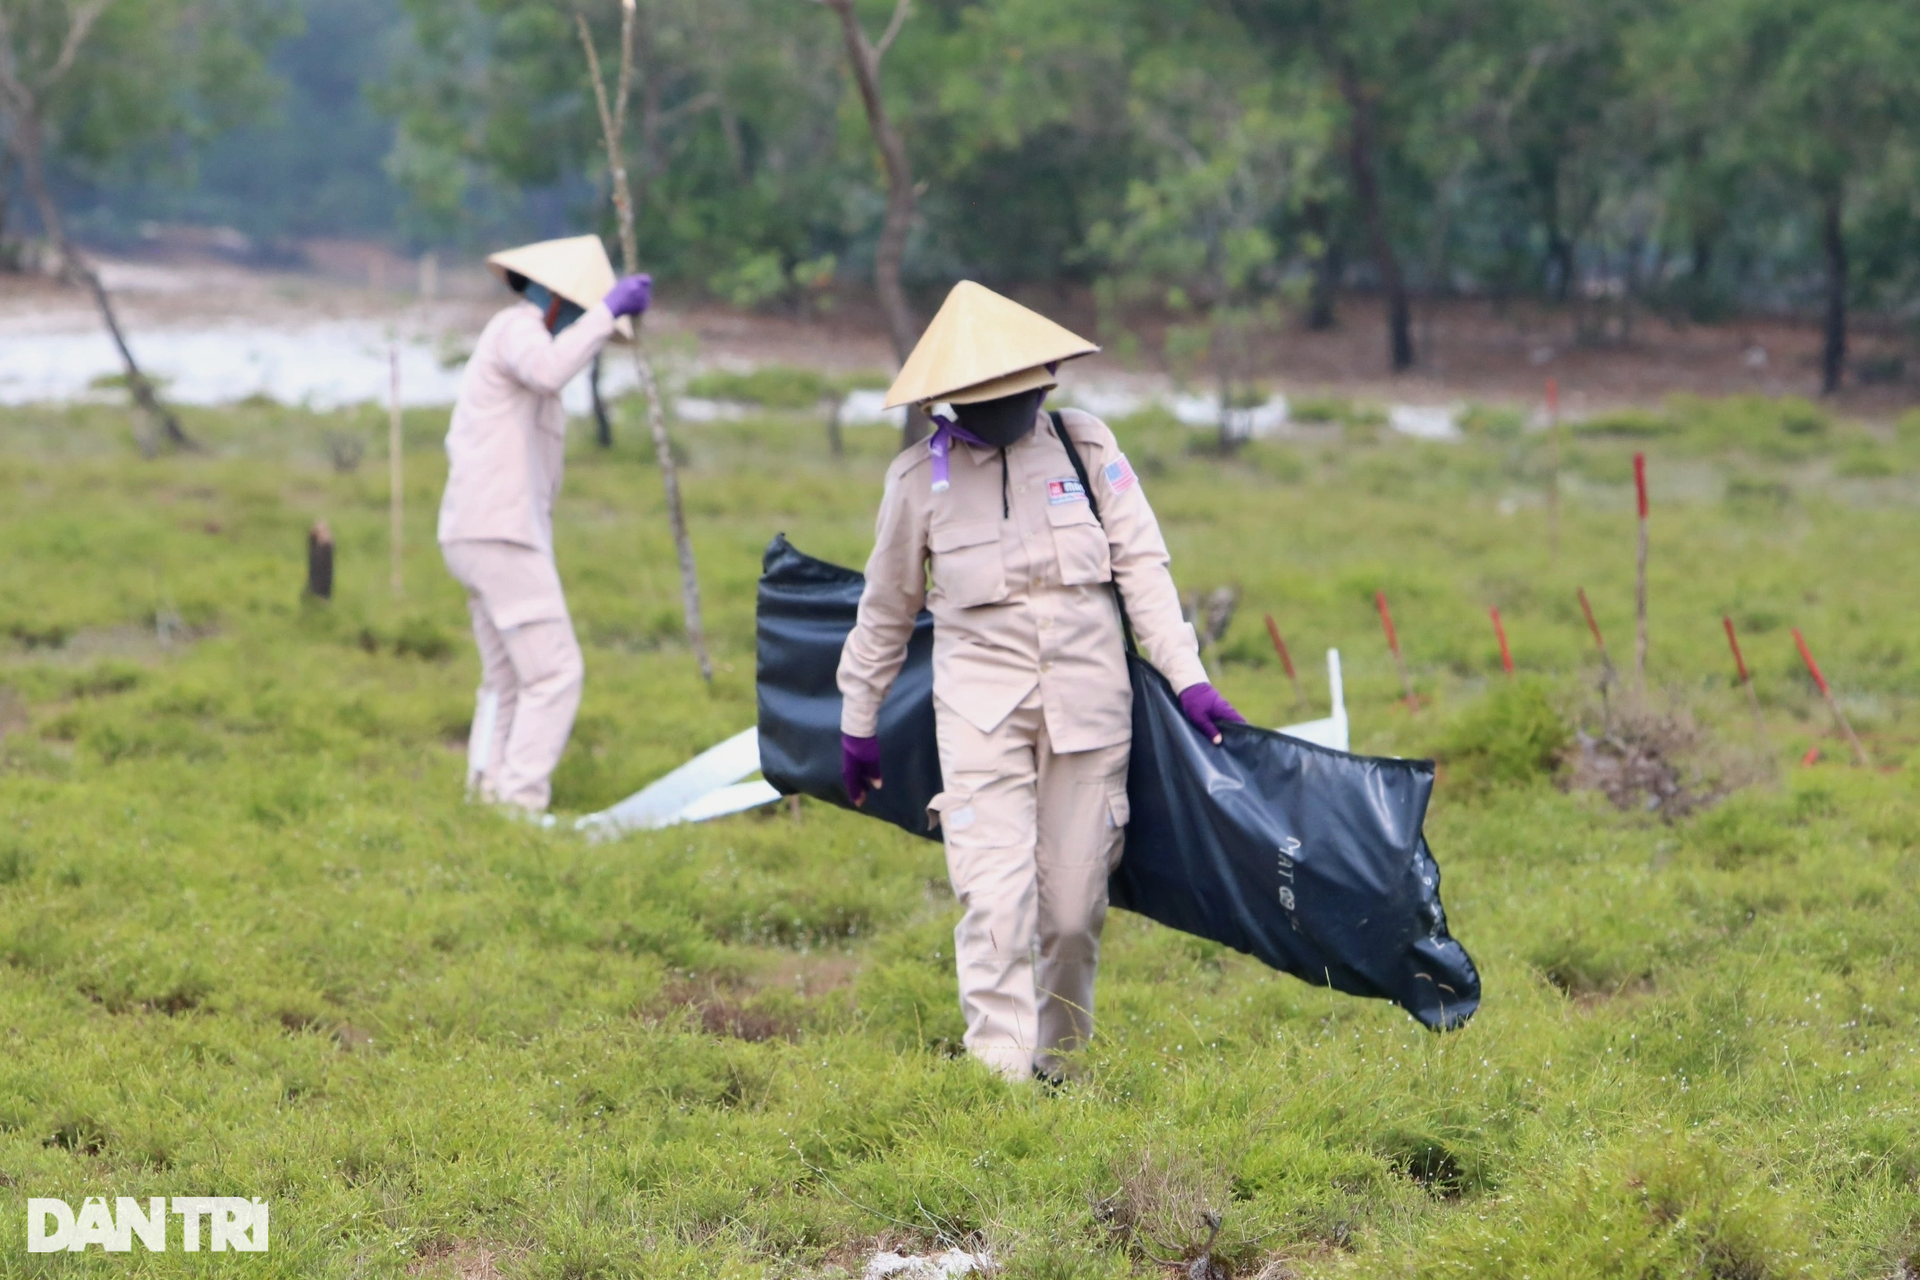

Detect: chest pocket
[1047, 502, 1112, 586]
[929, 518, 1008, 608]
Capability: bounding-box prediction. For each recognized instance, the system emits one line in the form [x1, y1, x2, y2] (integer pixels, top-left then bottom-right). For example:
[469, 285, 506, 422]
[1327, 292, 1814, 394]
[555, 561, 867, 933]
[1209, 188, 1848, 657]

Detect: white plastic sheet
[837, 388, 907, 428]
[1387, 403, 1462, 441]
[575, 727, 780, 840]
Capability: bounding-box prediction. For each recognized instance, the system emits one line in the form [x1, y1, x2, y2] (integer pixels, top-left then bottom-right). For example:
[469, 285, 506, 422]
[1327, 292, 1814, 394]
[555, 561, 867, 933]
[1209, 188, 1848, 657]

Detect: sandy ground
[2, 246, 1915, 420]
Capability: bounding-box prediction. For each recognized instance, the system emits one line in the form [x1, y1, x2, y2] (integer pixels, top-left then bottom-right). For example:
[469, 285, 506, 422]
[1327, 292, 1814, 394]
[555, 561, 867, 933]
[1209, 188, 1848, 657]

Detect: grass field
[2, 387, 1919, 1278]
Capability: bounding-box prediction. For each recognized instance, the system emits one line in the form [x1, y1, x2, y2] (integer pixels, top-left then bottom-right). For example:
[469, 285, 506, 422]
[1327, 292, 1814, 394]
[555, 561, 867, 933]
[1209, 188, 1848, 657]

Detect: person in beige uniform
[439, 235, 652, 813]
[837, 282, 1244, 1081]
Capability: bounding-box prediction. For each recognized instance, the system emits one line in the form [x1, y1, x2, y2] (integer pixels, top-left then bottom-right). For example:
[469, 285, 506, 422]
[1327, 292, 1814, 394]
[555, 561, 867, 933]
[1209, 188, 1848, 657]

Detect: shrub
[1460, 403, 1527, 439]
[1571, 407, 1675, 438]
[684, 366, 836, 410]
[1290, 395, 1385, 428]
[684, 366, 825, 408]
[1836, 446, 1896, 478]
[1433, 679, 1569, 796]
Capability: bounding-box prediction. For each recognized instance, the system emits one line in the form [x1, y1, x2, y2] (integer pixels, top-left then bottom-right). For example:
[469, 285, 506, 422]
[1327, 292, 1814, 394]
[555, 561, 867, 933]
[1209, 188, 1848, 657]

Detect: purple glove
[1178, 682, 1245, 745]
[603, 273, 652, 318]
[841, 733, 882, 806]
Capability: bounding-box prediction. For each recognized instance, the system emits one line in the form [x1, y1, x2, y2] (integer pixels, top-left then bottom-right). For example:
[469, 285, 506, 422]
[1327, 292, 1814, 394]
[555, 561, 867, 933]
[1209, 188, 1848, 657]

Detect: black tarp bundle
[756, 534, 1480, 1031]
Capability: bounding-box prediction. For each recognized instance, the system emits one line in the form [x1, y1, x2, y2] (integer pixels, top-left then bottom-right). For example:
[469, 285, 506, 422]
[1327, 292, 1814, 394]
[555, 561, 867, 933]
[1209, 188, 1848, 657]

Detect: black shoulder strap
[1050, 410, 1138, 655]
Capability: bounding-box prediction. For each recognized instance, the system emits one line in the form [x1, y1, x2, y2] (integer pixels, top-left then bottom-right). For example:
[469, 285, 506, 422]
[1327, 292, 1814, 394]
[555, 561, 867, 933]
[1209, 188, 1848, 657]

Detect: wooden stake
[579, 5, 714, 685]
[1264, 612, 1303, 705]
[1633, 451, 1649, 688]
[389, 345, 404, 599]
[823, 393, 844, 457]
[1490, 607, 1513, 677]
[1375, 591, 1417, 713]
[1545, 377, 1560, 568]
[1792, 627, 1869, 766]
[306, 521, 334, 601]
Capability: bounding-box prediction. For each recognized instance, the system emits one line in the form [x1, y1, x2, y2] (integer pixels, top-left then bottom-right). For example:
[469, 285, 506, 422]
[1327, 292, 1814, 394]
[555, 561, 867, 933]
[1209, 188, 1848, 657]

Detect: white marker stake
[1278, 650, 1349, 752]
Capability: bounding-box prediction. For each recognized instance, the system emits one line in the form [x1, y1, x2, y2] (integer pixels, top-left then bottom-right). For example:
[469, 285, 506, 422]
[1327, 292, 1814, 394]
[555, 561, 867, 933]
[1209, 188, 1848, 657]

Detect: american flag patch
[1105, 455, 1138, 493]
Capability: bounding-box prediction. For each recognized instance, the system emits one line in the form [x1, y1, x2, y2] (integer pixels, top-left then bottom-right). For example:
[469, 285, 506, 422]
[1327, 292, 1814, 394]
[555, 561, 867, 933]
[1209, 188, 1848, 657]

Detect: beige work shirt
[437, 300, 617, 554]
[838, 407, 1207, 753]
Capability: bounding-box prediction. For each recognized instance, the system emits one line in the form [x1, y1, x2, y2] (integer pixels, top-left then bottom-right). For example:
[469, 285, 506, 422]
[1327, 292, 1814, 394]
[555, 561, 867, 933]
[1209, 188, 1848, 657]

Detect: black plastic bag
[756, 534, 1479, 1030]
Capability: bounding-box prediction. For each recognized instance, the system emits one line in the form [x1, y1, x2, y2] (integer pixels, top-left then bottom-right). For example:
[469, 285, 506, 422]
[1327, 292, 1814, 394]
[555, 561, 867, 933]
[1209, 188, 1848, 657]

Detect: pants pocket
[927, 789, 977, 836]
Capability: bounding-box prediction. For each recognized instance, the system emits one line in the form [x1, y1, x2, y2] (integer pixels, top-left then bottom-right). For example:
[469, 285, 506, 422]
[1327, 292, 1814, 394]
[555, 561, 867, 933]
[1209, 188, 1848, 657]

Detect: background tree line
[5, 0, 1920, 390]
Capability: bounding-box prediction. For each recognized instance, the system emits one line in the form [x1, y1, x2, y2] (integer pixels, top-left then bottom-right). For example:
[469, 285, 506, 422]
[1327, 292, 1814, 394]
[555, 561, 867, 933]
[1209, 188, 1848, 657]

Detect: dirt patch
[647, 976, 801, 1043]
[764, 951, 861, 998]
[0, 687, 27, 740]
[1563, 699, 1766, 818]
[331, 1022, 376, 1052]
[642, 954, 858, 1043]
[12, 255, 1916, 414]
[407, 1240, 522, 1280]
[2, 624, 204, 668]
[1552, 972, 1657, 1008]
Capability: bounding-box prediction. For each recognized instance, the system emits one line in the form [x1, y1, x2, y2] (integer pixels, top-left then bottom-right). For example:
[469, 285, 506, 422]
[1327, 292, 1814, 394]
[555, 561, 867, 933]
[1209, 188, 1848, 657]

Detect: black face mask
[952, 387, 1046, 448]
[521, 281, 585, 335]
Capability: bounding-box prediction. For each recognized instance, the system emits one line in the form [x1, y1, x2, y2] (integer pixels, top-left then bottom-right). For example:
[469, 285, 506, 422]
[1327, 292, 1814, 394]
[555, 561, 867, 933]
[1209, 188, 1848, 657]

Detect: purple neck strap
[924, 365, 1060, 493]
[927, 413, 992, 493]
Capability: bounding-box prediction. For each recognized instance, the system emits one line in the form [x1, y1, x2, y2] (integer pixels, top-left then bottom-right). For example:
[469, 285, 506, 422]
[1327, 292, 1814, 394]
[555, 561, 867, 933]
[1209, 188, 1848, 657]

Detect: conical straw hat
[486, 235, 633, 338]
[884, 280, 1098, 409]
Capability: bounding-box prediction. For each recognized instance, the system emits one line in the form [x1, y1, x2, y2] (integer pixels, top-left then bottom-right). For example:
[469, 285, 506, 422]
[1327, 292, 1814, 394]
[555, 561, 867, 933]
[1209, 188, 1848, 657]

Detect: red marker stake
[1728, 621, 1766, 729]
[1577, 587, 1617, 721]
[1490, 608, 1514, 677]
[1545, 377, 1561, 568]
[1793, 627, 1870, 766]
[1264, 613, 1303, 706]
[1577, 588, 1613, 670]
[1633, 452, 1649, 689]
[1723, 616, 1773, 763]
[1376, 591, 1417, 713]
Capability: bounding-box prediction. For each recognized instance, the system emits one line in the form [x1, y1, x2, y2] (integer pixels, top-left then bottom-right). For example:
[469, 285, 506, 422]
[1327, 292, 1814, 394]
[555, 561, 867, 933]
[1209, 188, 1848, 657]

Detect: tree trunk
[1303, 198, 1339, 330]
[1336, 59, 1412, 371]
[7, 114, 192, 455]
[578, 6, 715, 686]
[823, 0, 928, 445]
[1546, 225, 1574, 304]
[1821, 187, 1847, 396]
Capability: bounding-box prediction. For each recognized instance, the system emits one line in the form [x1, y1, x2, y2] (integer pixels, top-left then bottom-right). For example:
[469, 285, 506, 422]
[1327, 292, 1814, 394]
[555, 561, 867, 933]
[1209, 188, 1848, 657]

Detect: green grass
[683, 366, 890, 411]
[2, 392, 1919, 1277]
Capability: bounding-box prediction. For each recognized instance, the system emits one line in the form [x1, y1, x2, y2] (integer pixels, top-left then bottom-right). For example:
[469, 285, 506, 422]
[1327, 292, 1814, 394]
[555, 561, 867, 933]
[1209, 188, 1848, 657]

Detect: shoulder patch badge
[1047, 477, 1088, 505]
[1104, 454, 1138, 493]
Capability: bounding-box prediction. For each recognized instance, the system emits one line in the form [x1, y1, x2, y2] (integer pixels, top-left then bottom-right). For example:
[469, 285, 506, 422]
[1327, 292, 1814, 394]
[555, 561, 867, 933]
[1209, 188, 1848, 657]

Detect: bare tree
[1820, 185, 1846, 395]
[577, 1, 713, 686]
[1335, 56, 1413, 372]
[0, 0, 194, 455]
[812, 0, 927, 444]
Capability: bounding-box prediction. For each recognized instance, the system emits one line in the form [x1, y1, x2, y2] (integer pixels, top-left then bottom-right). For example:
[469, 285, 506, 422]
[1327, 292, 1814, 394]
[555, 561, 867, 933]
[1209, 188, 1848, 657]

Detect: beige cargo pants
[442, 540, 584, 812]
[931, 688, 1131, 1081]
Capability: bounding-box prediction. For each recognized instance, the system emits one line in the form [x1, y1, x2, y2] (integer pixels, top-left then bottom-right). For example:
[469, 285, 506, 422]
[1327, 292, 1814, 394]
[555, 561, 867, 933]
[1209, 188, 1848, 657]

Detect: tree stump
[306, 521, 334, 601]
